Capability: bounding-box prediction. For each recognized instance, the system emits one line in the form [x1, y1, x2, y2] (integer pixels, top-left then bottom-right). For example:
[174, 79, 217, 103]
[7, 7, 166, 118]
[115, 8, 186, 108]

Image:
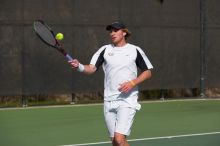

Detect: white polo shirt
[90, 43, 153, 108]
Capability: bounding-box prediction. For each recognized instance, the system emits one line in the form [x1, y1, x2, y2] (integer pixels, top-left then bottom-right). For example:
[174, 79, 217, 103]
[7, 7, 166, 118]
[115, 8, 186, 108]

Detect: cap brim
[106, 25, 112, 30]
[106, 25, 122, 30]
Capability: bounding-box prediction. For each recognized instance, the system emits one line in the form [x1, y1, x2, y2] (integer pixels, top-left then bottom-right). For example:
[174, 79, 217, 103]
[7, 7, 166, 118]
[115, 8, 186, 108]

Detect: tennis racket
[33, 20, 73, 61]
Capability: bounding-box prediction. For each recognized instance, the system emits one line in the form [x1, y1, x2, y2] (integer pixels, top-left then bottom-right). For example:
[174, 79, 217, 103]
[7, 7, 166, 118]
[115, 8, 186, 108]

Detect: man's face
[109, 28, 126, 45]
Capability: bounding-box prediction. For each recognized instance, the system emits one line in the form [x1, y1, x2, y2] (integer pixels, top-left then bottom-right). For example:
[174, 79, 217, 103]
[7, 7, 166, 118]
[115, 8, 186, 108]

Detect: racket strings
[34, 21, 56, 46]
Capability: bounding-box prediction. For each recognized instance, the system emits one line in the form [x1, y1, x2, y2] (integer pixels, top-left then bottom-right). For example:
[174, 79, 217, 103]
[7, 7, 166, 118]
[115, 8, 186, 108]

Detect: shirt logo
[108, 52, 114, 56]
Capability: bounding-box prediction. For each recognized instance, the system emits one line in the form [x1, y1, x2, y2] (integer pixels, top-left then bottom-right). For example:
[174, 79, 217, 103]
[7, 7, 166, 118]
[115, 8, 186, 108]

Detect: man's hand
[68, 59, 80, 69]
[118, 81, 136, 93]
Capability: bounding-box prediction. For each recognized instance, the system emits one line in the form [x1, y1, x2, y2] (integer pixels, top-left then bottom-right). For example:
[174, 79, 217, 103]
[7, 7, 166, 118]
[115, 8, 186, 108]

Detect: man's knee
[113, 133, 126, 146]
[113, 137, 124, 145]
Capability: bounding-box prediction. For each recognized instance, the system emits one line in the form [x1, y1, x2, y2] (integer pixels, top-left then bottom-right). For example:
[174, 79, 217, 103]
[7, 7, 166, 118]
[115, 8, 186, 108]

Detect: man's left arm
[132, 70, 152, 86]
[118, 70, 152, 93]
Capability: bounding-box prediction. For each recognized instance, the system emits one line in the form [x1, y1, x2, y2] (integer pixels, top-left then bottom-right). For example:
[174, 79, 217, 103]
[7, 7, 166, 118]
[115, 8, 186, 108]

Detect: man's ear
[123, 32, 127, 37]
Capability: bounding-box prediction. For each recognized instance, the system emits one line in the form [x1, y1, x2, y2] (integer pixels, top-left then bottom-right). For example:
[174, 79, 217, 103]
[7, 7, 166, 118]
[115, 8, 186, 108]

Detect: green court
[0, 99, 220, 146]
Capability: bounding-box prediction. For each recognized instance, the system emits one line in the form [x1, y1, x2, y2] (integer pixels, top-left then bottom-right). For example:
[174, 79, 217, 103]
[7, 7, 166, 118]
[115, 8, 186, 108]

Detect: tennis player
[69, 22, 153, 146]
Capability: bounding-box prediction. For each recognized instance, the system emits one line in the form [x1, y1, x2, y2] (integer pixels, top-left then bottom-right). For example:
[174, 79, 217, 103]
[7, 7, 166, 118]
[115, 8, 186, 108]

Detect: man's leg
[111, 137, 117, 146]
[112, 105, 136, 146]
[112, 132, 129, 146]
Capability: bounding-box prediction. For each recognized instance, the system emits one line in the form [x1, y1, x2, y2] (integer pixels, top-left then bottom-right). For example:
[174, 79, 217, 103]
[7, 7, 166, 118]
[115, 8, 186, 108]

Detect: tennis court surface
[0, 99, 220, 146]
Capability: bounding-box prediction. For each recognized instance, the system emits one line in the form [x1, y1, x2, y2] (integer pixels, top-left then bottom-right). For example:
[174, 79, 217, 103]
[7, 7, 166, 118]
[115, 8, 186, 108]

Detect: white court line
[1, 98, 220, 111]
[60, 131, 220, 146]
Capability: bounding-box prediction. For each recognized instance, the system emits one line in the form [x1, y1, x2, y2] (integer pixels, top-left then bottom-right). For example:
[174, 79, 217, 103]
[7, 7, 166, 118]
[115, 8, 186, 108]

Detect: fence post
[200, 0, 206, 98]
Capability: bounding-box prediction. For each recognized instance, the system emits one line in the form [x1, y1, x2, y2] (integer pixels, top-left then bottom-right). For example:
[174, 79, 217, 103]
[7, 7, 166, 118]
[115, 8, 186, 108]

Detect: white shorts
[104, 100, 137, 137]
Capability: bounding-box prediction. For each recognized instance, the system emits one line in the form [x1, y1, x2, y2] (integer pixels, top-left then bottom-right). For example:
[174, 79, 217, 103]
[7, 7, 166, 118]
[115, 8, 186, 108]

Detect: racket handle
[65, 54, 73, 61]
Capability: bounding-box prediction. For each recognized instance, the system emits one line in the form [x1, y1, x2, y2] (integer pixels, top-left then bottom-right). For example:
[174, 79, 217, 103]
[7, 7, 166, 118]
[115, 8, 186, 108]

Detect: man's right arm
[69, 59, 97, 75]
[83, 64, 97, 74]
[70, 46, 106, 74]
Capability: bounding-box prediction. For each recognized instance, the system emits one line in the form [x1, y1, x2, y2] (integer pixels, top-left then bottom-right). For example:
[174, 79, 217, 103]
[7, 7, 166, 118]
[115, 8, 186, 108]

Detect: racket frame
[33, 20, 73, 61]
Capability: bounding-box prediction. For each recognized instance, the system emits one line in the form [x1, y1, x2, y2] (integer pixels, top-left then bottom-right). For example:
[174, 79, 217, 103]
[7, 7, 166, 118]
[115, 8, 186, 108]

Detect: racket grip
[65, 54, 73, 61]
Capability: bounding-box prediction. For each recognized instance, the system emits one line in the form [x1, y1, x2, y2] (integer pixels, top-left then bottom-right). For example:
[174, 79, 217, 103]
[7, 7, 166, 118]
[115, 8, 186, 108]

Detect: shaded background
[0, 0, 219, 95]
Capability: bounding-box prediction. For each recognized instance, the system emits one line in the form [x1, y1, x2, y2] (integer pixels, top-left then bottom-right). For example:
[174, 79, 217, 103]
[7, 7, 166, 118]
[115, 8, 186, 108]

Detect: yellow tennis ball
[56, 33, 64, 41]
